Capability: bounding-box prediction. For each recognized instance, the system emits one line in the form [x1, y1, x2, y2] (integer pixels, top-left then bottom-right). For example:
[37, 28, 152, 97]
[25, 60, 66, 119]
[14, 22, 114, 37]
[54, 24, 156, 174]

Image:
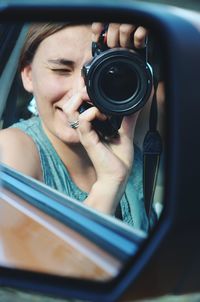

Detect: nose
[71, 71, 90, 101]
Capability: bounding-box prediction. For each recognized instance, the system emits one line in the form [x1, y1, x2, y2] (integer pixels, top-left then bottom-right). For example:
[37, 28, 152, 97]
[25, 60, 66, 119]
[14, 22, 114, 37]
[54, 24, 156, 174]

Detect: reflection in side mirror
[0, 11, 167, 301]
[0, 0, 199, 301]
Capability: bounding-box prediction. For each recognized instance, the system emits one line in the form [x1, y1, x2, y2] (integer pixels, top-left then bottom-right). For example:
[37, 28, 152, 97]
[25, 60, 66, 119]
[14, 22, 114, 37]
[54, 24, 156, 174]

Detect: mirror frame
[0, 0, 200, 301]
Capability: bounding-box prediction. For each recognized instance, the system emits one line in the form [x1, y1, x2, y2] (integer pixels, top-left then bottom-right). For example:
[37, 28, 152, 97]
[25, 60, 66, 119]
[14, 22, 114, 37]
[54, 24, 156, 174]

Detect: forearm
[84, 178, 128, 215]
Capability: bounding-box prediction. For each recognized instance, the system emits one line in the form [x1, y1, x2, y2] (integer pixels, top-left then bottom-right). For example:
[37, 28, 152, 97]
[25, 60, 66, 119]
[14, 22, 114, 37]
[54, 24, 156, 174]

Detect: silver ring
[68, 120, 79, 129]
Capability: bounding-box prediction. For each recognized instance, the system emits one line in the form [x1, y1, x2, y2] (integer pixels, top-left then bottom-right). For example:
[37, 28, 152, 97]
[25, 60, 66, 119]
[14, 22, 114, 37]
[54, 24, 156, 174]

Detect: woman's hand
[63, 90, 140, 215]
[92, 22, 148, 49]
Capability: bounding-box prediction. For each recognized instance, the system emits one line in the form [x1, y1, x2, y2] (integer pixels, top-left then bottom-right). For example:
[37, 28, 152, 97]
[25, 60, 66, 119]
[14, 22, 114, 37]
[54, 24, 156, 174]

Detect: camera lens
[83, 48, 153, 116]
[100, 62, 138, 102]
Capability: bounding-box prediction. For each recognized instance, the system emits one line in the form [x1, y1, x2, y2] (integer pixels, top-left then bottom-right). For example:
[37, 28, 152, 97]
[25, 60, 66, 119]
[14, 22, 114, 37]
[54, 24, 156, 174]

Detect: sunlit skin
[0, 23, 149, 214]
[22, 25, 92, 143]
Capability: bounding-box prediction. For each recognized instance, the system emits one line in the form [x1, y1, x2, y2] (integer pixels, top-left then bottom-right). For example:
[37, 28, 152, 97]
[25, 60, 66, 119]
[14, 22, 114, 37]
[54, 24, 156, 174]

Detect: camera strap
[143, 79, 162, 224]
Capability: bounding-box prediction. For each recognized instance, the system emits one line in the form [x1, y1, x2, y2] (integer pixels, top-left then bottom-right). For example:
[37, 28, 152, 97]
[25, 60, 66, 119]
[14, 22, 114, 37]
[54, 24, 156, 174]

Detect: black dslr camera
[80, 26, 153, 138]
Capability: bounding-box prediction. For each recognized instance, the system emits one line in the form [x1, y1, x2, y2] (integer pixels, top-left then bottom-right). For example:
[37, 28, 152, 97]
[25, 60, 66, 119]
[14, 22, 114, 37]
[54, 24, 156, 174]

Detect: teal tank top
[11, 116, 149, 231]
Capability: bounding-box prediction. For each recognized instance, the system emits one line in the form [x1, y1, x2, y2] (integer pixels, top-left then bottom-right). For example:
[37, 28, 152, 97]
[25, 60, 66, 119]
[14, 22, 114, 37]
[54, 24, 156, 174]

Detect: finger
[78, 107, 107, 148]
[79, 106, 107, 131]
[119, 86, 153, 140]
[62, 86, 88, 115]
[119, 112, 140, 141]
[62, 93, 83, 122]
[134, 26, 148, 48]
[92, 22, 104, 42]
[119, 24, 136, 48]
[106, 23, 121, 48]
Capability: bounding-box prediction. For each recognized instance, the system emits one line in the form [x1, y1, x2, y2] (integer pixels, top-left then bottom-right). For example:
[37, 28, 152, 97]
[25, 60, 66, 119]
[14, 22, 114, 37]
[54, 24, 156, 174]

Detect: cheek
[32, 72, 70, 104]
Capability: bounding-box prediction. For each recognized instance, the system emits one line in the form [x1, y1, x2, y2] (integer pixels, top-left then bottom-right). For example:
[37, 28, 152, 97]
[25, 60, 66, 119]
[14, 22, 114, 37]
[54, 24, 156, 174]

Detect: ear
[21, 65, 33, 93]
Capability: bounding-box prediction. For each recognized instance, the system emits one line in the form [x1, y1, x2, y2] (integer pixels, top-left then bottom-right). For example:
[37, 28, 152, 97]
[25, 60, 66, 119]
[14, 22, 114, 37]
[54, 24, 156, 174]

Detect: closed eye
[48, 58, 74, 76]
[51, 68, 72, 75]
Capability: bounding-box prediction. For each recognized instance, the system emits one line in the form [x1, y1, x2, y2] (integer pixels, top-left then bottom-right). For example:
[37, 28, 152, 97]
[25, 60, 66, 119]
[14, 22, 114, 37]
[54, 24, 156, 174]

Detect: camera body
[81, 32, 153, 137]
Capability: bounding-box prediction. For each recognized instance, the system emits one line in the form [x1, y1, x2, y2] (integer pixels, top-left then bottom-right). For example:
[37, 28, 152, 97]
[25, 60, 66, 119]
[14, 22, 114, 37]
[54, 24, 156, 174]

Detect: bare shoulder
[0, 127, 42, 180]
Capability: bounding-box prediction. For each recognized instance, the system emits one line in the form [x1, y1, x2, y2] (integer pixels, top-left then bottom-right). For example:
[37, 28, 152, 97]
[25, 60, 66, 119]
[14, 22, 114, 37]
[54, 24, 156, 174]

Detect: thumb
[120, 111, 140, 140]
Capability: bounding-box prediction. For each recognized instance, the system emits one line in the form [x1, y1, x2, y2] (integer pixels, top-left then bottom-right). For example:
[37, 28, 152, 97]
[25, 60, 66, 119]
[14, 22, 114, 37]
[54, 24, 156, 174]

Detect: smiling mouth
[55, 106, 67, 121]
[56, 106, 63, 111]
[55, 106, 66, 115]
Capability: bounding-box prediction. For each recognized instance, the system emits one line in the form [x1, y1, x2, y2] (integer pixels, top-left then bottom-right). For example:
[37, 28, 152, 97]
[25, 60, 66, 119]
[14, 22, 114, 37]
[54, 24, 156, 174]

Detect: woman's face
[21, 24, 92, 143]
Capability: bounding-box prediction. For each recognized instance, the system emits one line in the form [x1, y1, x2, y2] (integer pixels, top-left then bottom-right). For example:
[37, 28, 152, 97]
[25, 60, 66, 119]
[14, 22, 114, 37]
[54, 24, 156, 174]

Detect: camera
[81, 28, 153, 138]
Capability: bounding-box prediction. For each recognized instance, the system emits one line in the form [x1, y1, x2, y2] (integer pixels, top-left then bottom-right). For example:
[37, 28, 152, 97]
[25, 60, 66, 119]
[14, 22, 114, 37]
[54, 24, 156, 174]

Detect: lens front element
[100, 61, 139, 102]
[85, 48, 153, 116]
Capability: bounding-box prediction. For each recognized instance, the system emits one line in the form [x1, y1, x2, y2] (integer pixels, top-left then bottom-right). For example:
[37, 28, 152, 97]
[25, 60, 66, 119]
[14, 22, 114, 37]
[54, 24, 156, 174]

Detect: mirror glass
[0, 21, 165, 280]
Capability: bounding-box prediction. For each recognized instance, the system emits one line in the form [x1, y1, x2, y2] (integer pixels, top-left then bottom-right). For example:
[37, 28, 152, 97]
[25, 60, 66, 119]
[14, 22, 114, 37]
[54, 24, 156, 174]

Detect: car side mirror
[0, 1, 200, 301]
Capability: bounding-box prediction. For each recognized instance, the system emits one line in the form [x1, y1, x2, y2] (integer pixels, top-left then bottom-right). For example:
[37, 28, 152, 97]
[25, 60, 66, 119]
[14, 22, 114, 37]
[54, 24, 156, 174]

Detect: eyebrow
[47, 59, 74, 67]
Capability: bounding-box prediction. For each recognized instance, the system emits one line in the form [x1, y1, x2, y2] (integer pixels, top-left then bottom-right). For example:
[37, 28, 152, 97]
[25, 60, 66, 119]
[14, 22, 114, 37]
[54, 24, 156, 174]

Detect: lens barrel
[82, 48, 153, 116]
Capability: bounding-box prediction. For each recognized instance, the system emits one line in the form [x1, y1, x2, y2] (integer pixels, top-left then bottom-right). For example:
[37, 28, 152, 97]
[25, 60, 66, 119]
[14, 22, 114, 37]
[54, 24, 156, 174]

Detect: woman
[0, 22, 153, 231]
